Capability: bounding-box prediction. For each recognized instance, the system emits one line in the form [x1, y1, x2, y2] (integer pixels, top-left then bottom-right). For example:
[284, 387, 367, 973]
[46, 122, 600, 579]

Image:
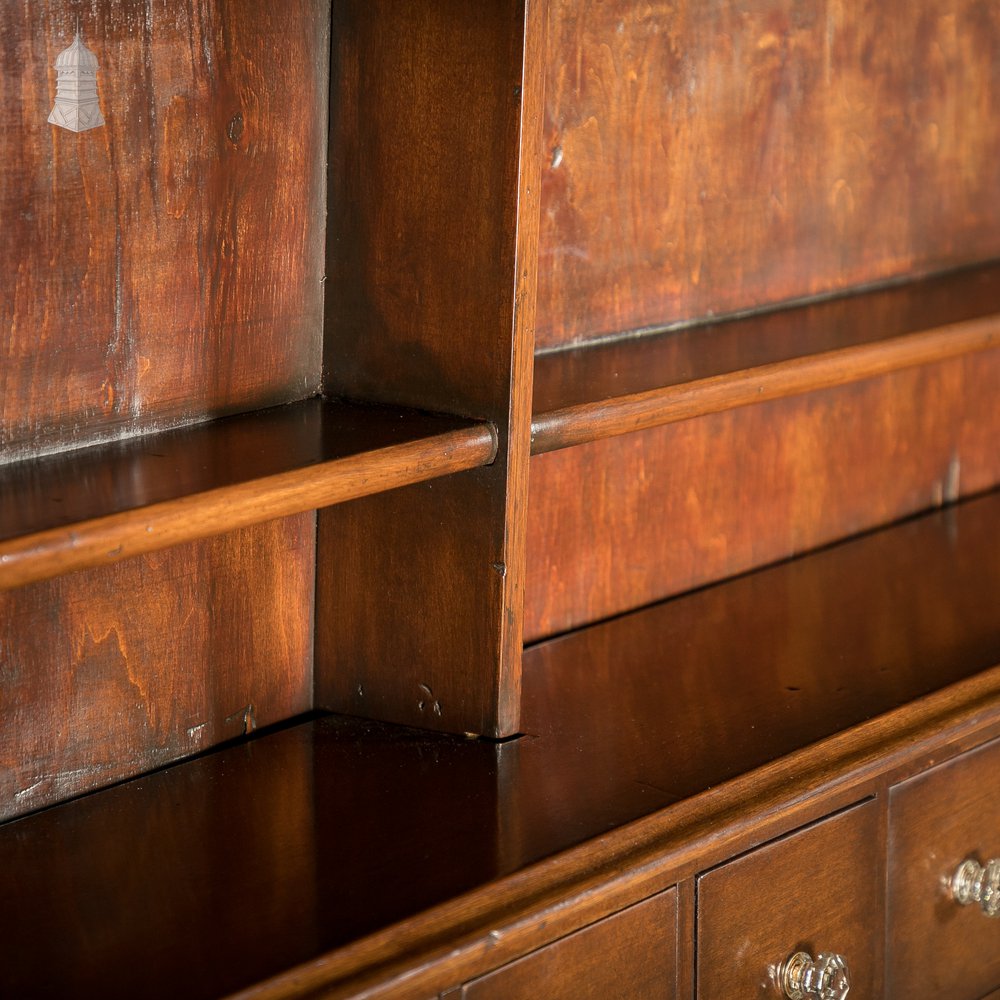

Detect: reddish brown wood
[537, 0, 1000, 348]
[0, 1, 328, 460]
[526, 349, 1000, 641]
[0, 515, 314, 821]
[675, 880, 696, 1000]
[532, 296, 1000, 453]
[0, 399, 495, 590]
[3, 495, 1000, 996]
[461, 890, 677, 998]
[533, 262, 1000, 414]
[0, 720, 324, 1000]
[518, 491, 1000, 831]
[888, 737, 1000, 1000]
[3, 647, 999, 1000]
[317, 0, 546, 737]
[697, 801, 884, 998]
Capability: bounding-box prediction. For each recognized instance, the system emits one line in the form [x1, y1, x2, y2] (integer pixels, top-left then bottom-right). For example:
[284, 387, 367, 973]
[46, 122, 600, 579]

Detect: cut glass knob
[952, 858, 1000, 917]
[778, 950, 851, 999]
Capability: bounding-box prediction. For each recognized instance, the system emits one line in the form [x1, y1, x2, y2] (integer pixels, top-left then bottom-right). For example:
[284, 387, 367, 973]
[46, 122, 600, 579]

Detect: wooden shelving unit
[2, 492, 999, 999]
[3, 0, 1000, 997]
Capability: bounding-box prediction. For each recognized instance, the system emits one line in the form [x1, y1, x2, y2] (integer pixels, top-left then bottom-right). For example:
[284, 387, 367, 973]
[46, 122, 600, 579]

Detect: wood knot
[227, 112, 244, 145]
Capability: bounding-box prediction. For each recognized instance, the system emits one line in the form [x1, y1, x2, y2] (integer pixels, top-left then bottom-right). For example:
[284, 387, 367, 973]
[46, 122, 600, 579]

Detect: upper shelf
[532, 262, 1000, 454]
[0, 398, 496, 590]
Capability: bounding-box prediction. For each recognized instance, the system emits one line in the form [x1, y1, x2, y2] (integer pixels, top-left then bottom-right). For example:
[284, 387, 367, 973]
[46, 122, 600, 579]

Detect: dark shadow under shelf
[0, 397, 496, 589]
[2, 490, 999, 998]
[532, 262, 1000, 453]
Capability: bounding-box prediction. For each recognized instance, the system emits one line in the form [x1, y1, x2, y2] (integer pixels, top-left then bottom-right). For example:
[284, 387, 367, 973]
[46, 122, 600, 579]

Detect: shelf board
[0, 398, 496, 590]
[2, 490, 999, 998]
[532, 262, 1000, 453]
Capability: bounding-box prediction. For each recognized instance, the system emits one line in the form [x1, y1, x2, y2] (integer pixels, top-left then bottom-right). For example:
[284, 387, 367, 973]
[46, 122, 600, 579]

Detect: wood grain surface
[888, 737, 1000, 1000]
[0, 1, 328, 461]
[2, 492, 1000, 997]
[317, 0, 546, 738]
[516, 490, 1000, 849]
[0, 514, 314, 820]
[461, 889, 676, 998]
[533, 262, 1000, 414]
[0, 399, 495, 589]
[532, 262, 1000, 452]
[697, 800, 884, 998]
[526, 349, 1000, 641]
[536, 0, 1000, 348]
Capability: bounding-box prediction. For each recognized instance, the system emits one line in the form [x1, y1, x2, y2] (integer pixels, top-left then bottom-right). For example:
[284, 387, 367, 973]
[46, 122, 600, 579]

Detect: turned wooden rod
[531, 317, 1000, 454]
[0, 424, 497, 590]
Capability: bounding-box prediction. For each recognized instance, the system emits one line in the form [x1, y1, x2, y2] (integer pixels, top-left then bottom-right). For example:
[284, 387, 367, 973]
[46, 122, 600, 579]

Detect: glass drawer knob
[952, 858, 1000, 917]
[778, 950, 851, 999]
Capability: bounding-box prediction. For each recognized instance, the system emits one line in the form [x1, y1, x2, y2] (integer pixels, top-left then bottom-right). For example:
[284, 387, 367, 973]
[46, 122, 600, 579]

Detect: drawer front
[697, 799, 883, 999]
[461, 888, 676, 999]
[889, 737, 1000, 1000]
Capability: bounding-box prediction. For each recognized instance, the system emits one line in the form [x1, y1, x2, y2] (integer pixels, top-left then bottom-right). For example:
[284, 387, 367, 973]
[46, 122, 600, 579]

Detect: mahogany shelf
[1, 489, 998, 999]
[0, 397, 496, 590]
[531, 262, 1000, 454]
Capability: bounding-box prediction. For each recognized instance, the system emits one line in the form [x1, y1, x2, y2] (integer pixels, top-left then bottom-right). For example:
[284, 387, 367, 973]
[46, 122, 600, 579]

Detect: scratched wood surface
[536, 0, 1000, 348]
[0, 514, 314, 821]
[0, 1, 328, 461]
[525, 349, 1000, 641]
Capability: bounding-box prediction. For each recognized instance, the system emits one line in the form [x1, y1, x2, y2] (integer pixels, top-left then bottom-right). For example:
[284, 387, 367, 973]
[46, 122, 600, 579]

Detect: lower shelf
[1, 491, 999, 998]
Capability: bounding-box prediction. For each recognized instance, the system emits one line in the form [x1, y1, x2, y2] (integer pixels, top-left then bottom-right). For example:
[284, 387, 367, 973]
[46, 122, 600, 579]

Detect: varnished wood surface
[526, 350, 1000, 641]
[698, 800, 883, 998]
[2, 493, 999, 996]
[0, 716, 513, 1000]
[532, 263, 1000, 453]
[518, 491, 1000, 838]
[461, 889, 677, 998]
[536, 0, 1000, 348]
[888, 738, 1000, 1000]
[0, 1, 329, 461]
[0, 398, 495, 590]
[316, 0, 546, 738]
[0, 515, 314, 821]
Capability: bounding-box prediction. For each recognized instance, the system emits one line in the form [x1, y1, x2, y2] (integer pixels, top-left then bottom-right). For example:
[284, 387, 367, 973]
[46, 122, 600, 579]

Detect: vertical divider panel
[316, 0, 546, 737]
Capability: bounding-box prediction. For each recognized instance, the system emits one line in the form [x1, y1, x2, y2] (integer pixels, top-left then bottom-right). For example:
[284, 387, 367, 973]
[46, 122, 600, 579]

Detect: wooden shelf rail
[532, 263, 1000, 454]
[0, 398, 497, 590]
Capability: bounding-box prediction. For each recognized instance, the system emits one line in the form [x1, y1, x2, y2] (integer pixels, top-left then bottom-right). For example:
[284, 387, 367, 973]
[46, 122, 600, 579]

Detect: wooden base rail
[0, 398, 497, 590]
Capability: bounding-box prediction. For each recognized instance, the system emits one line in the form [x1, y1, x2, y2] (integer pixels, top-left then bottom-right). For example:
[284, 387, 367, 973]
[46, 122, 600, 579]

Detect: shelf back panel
[0, 514, 315, 821]
[526, 348, 1000, 641]
[536, 0, 1000, 349]
[0, 1, 329, 462]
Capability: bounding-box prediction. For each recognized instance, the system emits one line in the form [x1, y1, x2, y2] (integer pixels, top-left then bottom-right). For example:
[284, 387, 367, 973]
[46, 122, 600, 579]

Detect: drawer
[697, 799, 883, 998]
[889, 737, 1000, 1000]
[459, 888, 676, 999]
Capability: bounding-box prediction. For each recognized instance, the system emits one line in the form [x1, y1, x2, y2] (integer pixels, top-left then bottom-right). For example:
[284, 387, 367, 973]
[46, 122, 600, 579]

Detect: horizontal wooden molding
[0, 399, 496, 590]
[532, 315, 1000, 454]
